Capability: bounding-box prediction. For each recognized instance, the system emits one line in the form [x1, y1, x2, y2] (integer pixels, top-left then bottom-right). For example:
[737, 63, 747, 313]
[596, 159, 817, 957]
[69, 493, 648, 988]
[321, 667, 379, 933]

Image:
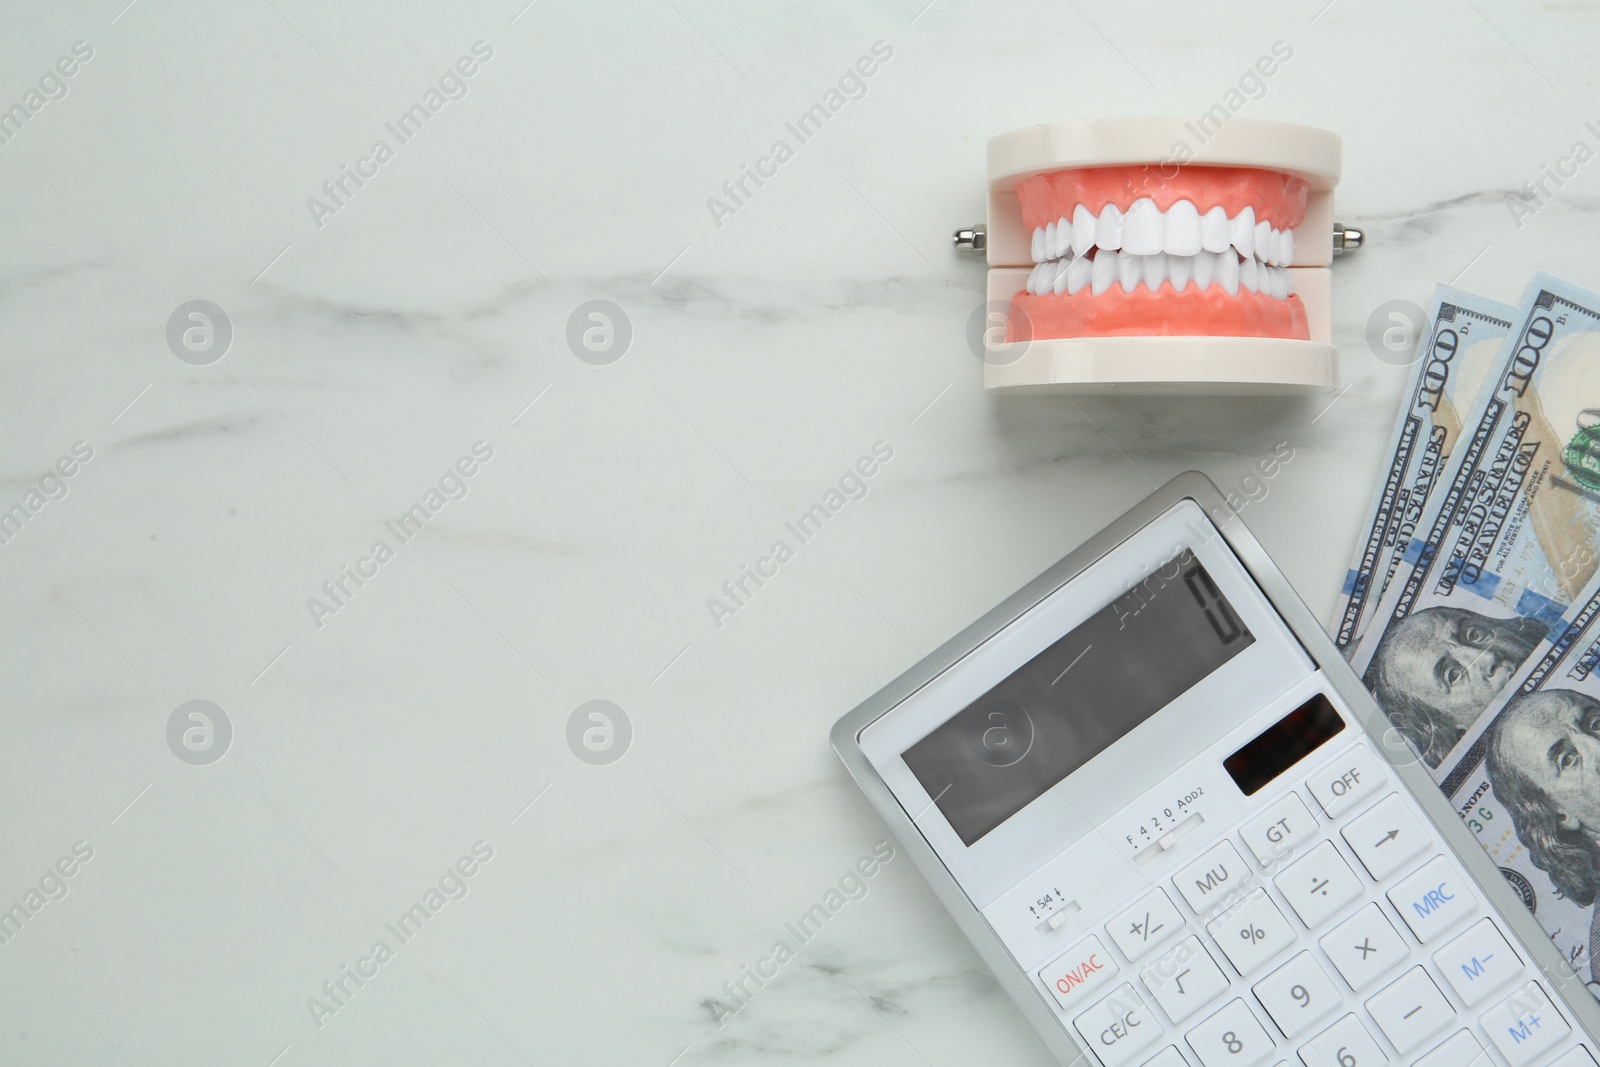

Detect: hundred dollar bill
[1436, 573, 1600, 993]
[1351, 273, 1600, 770]
[1332, 287, 1516, 653]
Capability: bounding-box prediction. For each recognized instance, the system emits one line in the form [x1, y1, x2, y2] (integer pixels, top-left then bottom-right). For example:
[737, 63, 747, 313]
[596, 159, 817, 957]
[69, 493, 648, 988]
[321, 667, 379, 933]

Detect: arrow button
[1342, 794, 1429, 880]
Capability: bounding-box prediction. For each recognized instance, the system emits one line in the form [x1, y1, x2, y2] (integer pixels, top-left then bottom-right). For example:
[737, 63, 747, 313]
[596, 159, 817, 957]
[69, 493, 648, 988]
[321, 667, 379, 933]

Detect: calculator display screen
[901, 550, 1255, 845]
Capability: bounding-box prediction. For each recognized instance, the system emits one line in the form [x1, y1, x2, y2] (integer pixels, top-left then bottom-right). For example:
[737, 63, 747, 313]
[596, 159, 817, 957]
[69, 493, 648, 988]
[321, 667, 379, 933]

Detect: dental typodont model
[957, 119, 1359, 394]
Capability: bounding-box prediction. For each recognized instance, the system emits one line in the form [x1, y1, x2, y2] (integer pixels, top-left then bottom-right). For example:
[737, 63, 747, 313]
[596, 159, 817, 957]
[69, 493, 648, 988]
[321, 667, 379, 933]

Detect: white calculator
[832, 473, 1600, 1067]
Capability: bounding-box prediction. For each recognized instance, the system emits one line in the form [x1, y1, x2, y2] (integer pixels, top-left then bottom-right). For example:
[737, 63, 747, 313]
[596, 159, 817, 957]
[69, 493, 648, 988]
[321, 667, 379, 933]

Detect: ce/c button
[1074, 983, 1164, 1067]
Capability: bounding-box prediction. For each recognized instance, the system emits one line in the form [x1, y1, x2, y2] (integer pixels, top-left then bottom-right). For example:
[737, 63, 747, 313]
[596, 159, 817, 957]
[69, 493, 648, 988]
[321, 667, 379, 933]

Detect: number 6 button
[1186, 998, 1276, 1067]
[1298, 1014, 1387, 1067]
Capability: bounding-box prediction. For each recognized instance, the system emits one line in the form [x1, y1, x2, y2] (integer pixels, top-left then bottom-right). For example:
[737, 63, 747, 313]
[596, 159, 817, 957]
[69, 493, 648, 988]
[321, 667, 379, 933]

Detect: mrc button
[1388, 855, 1476, 942]
[1040, 933, 1119, 1011]
[1173, 840, 1254, 914]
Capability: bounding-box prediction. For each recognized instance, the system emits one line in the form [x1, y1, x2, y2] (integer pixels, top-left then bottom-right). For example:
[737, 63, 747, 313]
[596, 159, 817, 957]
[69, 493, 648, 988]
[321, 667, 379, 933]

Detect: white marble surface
[2, 0, 1597, 1063]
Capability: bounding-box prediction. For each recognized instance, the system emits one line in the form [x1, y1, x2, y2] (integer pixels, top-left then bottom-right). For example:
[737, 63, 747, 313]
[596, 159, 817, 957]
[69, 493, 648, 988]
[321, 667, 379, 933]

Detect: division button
[1479, 981, 1570, 1067]
[1432, 918, 1523, 1006]
[1317, 904, 1407, 991]
[1073, 983, 1164, 1067]
[1272, 841, 1362, 928]
[1306, 745, 1386, 818]
[1363, 967, 1453, 1053]
[1341, 794, 1428, 880]
[1108, 888, 1186, 962]
[1386, 855, 1475, 942]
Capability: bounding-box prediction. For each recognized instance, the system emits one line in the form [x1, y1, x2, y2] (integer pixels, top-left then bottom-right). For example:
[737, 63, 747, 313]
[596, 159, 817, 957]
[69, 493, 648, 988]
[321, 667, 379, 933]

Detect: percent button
[1206, 888, 1297, 976]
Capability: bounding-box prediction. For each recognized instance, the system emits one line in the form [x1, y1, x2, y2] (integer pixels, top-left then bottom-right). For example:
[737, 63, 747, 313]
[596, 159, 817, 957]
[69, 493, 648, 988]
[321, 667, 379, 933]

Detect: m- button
[1174, 841, 1254, 914]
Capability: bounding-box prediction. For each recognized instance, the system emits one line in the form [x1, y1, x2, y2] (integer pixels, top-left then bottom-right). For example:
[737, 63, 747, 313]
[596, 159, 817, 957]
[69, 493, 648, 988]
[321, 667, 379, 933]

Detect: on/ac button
[1039, 933, 1119, 1011]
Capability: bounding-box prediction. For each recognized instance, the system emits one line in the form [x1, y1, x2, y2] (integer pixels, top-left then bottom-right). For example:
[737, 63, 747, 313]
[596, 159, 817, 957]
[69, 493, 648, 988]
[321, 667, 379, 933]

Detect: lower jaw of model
[1007, 164, 1312, 342]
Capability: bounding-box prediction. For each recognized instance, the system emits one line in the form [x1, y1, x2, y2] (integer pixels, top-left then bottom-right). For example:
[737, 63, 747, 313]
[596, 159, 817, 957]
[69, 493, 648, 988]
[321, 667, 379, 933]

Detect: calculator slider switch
[1136, 813, 1207, 867]
[1037, 899, 1083, 936]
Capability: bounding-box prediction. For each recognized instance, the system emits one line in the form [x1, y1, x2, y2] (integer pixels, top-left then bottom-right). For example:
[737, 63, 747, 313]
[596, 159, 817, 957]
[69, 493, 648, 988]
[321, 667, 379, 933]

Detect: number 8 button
[1186, 998, 1275, 1067]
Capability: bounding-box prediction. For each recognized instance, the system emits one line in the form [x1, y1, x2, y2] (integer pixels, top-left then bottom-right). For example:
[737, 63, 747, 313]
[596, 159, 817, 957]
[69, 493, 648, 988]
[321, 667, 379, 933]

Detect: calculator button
[1413, 1030, 1490, 1067]
[1185, 998, 1276, 1067]
[1141, 936, 1229, 1023]
[1363, 966, 1453, 1053]
[1551, 1047, 1599, 1067]
[1109, 888, 1187, 962]
[1479, 981, 1569, 1067]
[1074, 983, 1164, 1067]
[1297, 1014, 1387, 1067]
[1387, 856, 1475, 942]
[1317, 904, 1407, 990]
[1252, 952, 1341, 1039]
[1241, 793, 1319, 867]
[1041, 934, 1120, 1011]
[1175, 841, 1256, 914]
[1307, 745, 1386, 818]
[1273, 842, 1362, 928]
[1207, 889, 1296, 976]
[1341, 795, 1428, 880]
[1433, 918, 1523, 1006]
[1138, 1046, 1189, 1067]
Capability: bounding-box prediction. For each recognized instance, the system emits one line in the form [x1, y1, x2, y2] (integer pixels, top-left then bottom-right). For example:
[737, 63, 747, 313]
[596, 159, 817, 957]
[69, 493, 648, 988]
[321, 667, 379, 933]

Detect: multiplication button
[1317, 904, 1407, 990]
[1480, 981, 1569, 1067]
[1273, 842, 1361, 928]
[1341, 794, 1427, 880]
[1073, 983, 1164, 1067]
[1174, 841, 1256, 915]
[1108, 888, 1186, 962]
[1306, 745, 1385, 818]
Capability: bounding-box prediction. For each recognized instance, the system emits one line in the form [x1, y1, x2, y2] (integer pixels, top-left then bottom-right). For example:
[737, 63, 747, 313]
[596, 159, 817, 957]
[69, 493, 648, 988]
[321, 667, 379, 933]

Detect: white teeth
[1163, 200, 1201, 257]
[1240, 254, 1259, 293]
[1026, 261, 1044, 293]
[1117, 248, 1142, 291]
[1141, 252, 1167, 293]
[1169, 252, 1191, 292]
[1231, 205, 1255, 259]
[1091, 249, 1118, 295]
[1192, 250, 1215, 290]
[1279, 229, 1293, 266]
[1201, 206, 1230, 253]
[1096, 203, 1123, 250]
[1052, 257, 1071, 295]
[1218, 250, 1240, 295]
[1071, 204, 1096, 257]
[1031, 227, 1044, 263]
[1067, 253, 1092, 294]
[1271, 266, 1289, 299]
[1254, 220, 1273, 265]
[1044, 220, 1058, 262]
[1056, 216, 1073, 258]
[1122, 198, 1162, 255]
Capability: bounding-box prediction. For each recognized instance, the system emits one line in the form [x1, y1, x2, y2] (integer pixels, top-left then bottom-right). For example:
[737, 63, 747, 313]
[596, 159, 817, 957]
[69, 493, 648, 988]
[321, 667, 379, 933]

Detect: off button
[1307, 744, 1385, 818]
[1073, 984, 1163, 1067]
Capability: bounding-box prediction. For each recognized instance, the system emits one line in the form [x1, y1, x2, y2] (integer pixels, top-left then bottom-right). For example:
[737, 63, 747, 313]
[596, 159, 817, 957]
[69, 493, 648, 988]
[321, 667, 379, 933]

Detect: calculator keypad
[1036, 741, 1596, 1067]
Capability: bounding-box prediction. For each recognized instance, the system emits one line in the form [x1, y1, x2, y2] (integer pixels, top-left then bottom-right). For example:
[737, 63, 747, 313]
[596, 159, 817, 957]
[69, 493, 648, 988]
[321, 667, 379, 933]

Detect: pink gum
[1018, 166, 1309, 232]
[1008, 286, 1310, 341]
